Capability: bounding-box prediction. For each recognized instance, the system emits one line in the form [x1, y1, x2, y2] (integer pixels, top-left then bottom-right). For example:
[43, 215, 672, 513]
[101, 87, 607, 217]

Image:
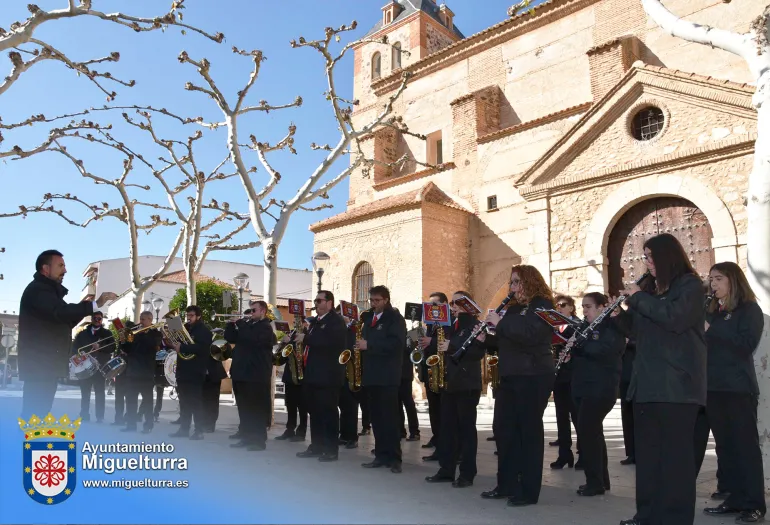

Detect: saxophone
[282, 313, 305, 385]
[486, 353, 499, 390]
[425, 326, 446, 393]
[339, 310, 371, 392]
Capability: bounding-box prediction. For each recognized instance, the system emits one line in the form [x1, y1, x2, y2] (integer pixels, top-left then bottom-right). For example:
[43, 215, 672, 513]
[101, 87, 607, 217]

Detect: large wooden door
[607, 197, 714, 295]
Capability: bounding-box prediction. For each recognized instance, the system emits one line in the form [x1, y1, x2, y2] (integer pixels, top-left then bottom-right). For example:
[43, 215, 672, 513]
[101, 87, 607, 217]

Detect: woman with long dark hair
[480, 265, 554, 507]
[696, 262, 766, 523]
[616, 233, 706, 525]
[567, 292, 624, 496]
[550, 294, 581, 469]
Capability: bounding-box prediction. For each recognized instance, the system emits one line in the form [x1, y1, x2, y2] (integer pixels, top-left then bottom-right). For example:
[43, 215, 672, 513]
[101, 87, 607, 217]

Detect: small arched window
[392, 42, 402, 70]
[372, 52, 382, 81]
[352, 261, 374, 311]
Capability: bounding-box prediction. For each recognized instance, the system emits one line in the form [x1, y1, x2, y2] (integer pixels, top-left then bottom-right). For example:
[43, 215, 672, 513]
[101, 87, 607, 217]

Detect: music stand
[404, 302, 422, 324]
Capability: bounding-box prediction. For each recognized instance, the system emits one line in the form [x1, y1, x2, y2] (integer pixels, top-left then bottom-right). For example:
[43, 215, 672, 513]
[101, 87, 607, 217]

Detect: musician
[338, 307, 360, 449]
[549, 294, 580, 469]
[201, 342, 227, 433]
[119, 311, 161, 433]
[168, 305, 212, 440]
[225, 300, 276, 451]
[18, 249, 116, 419]
[419, 291, 450, 459]
[693, 262, 765, 523]
[400, 336, 420, 442]
[358, 285, 407, 473]
[564, 293, 624, 496]
[71, 311, 115, 423]
[614, 233, 706, 525]
[425, 290, 487, 488]
[275, 307, 308, 442]
[619, 337, 636, 465]
[481, 265, 554, 507]
[295, 291, 347, 462]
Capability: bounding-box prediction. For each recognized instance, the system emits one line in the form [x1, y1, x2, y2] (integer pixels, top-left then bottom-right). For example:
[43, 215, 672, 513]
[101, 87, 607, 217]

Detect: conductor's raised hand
[96, 292, 118, 307]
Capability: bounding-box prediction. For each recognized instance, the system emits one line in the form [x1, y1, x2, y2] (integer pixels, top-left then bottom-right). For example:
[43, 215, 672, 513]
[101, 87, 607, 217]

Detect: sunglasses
[556, 302, 569, 308]
[313, 299, 327, 304]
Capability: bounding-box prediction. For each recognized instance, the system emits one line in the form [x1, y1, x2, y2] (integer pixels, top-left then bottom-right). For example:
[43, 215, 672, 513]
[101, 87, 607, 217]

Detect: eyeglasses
[313, 299, 326, 304]
[556, 303, 569, 308]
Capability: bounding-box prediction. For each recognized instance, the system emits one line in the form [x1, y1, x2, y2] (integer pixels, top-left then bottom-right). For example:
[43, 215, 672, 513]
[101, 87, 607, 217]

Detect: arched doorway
[607, 197, 714, 295]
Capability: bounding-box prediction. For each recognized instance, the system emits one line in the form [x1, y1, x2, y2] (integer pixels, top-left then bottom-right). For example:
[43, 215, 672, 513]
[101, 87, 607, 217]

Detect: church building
[311, 0, 758, 315]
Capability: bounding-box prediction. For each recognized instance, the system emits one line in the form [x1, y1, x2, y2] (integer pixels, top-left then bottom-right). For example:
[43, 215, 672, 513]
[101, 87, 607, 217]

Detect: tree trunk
[132, 291, 144, 323]
[185, 261, 197, 307]
[262, 240, 279, 316]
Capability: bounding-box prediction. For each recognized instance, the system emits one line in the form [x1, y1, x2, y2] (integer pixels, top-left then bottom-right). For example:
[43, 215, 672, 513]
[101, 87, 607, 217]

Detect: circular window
[631, 106, 665, 141]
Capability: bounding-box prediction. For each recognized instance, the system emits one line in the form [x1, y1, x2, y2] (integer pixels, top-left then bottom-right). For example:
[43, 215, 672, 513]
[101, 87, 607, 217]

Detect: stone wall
[425, 19, 456, 55]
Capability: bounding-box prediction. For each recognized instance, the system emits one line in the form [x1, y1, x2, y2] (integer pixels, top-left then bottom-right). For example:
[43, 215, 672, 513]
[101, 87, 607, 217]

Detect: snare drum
[100, 356, 126, 380]
[69, 354, 99, 381]
[163, 351, 177, 387]
[155, 350, 169, 387]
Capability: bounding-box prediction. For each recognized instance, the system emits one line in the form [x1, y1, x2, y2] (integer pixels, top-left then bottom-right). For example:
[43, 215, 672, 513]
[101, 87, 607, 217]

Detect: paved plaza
[0, 384, 730, 524]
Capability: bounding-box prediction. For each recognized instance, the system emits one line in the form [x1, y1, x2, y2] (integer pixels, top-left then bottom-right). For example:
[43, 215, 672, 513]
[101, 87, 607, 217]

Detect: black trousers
[201, 379, 221, 431]
[177, 380, 204, 433]
[496, 374, 552, 502]
[21, 379, 58, 419]
[338, 383, 360, 441]
[125, 377, 154, 430]
[574, 395, 615, 490]
[399, 377, 420, 435]
[438, 389, 481, 480]
[694, 406, 728, 492]
[552, 379, 579, 459]
[427, 388, 441, 442]
[359, 387, 371, 430]
[79, 372, 106, 420]
[367, 385, 402, 465]
[619, 382, 635, 458]
[304, 385, 340, 455]
[154, 385, 164, 417]
[233, 380, 270, 445]
[113, 375, 128, 423]
[284, 381, 307, 435]
[634, 402, 698, 525]
[694, 392, 766, 513]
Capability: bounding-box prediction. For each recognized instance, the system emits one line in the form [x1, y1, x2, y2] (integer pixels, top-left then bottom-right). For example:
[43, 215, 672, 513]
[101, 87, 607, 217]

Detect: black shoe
[580, 483, 610, 491]
[361, 460, 386, 468]
[406, 433, 421, 442]
[548, 439, 559, 447]
[426, 471, 454, 483]
[736, 510, 765, 523]
[486, 436, 496, 441]
[712, 490, 731, 500]
[189, 431, 203, 440]
[169, 429, 188, 438]
[358, 428, 371, 436]
[453, 477, 473, 488]
[275, 431, 295, 441]
[422, 453, 439, 461]
[550, 456, 574, 469]
[288, 435, 306, 442]
[229, 432, 242, 440]
[318, 453, 338, 462]
[577, 486, 605, 496]
[620, 456, 636, 465]
[296, 449, 322, 458]
[421, 439, 435, 449]
[230, 440, 252, 448]
[345, 441, 359, 450]
[507, 497, 535, 507]
[481, 488, 507, 499]
[705, 504, 740, 515]
[390, 462, 402, 473]
[246, 443, 266, 451]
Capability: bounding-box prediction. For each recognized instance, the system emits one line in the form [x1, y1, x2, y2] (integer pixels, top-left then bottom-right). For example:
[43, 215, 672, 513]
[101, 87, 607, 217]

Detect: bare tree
[175, 22, 446, 311]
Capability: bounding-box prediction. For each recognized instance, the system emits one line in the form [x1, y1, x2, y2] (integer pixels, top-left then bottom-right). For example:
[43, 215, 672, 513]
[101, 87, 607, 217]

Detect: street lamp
[152, 296, 165, 322]
[142, 299, 152, 314]
[233, 273, 249, 314]
[0, 333, 15, 390]
[311, 251, 331, 293]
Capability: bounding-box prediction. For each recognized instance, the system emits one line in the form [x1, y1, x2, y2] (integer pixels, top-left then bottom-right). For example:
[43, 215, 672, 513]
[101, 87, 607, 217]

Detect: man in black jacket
[169, 305, 212, 440]
[338, 308, 360, 448]
[71, 311, 115, 422]
[275, 312, 308, 442]
[358, 285, 407, 473]
[120, 312, 161, 433]
[296, 291, 347, 462]
[225, 300, 276, 451]
[201, 343, 227, 433]
[419, 292, 449, 454]
[426, 291, 487, 488]
[18, 250, 116, 419]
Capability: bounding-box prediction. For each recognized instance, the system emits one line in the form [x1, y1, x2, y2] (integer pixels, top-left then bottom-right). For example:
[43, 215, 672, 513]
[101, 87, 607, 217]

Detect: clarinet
[450, 292, 514, 363]
[704, 292, 716, 312]
[555, 272, 650, 373]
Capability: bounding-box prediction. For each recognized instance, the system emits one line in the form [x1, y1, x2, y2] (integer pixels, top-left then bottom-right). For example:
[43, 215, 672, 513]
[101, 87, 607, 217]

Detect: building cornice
[373, 162, 456, 191]
[478, 102, 592, 144]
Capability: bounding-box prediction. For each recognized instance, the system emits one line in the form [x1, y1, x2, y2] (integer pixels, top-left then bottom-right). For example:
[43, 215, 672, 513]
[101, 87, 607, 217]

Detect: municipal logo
[19, 413, 80, 505]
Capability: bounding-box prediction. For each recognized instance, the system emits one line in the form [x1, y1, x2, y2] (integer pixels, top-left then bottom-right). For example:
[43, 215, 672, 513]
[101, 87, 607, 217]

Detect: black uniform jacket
[176, 321, 213, 383]
[121, 329, 161, 380]
[361, 306, 406, 387]
[620, 338, 636, 385]
[418, 318, 457, 384]
[495, 296, 555, 378]
[303, 310, 347, 388]
[444, 313, 486, 392]
[706, 300, 763, 395]
[225, 318, 275, 383]
[618, 273, 706, 405]
[18, 272, 95, 381]
[570, 323, 624, 400]
[72, 325, 115, 367]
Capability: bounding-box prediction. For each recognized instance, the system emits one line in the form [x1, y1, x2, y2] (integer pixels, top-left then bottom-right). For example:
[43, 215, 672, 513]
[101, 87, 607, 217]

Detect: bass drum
[163, 350, 177, 388]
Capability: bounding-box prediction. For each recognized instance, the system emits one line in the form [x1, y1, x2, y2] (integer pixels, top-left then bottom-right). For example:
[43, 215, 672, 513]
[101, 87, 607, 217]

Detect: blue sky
[0, 0, 520, 312]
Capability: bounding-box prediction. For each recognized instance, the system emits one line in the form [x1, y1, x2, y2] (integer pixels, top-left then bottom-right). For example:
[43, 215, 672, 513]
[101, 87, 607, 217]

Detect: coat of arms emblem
[19, 413, 80, 505]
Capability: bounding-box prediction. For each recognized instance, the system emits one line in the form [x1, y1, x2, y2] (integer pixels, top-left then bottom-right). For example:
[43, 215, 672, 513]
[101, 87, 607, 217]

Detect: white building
[80, 256, 314, 321]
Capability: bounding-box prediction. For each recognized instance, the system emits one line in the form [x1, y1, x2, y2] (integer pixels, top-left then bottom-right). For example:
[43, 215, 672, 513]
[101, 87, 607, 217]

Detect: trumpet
[211, 311, 249, 321]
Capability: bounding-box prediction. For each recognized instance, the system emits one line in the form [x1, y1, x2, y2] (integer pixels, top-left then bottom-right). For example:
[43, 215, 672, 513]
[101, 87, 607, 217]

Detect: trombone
[75, 321, 162, 354]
